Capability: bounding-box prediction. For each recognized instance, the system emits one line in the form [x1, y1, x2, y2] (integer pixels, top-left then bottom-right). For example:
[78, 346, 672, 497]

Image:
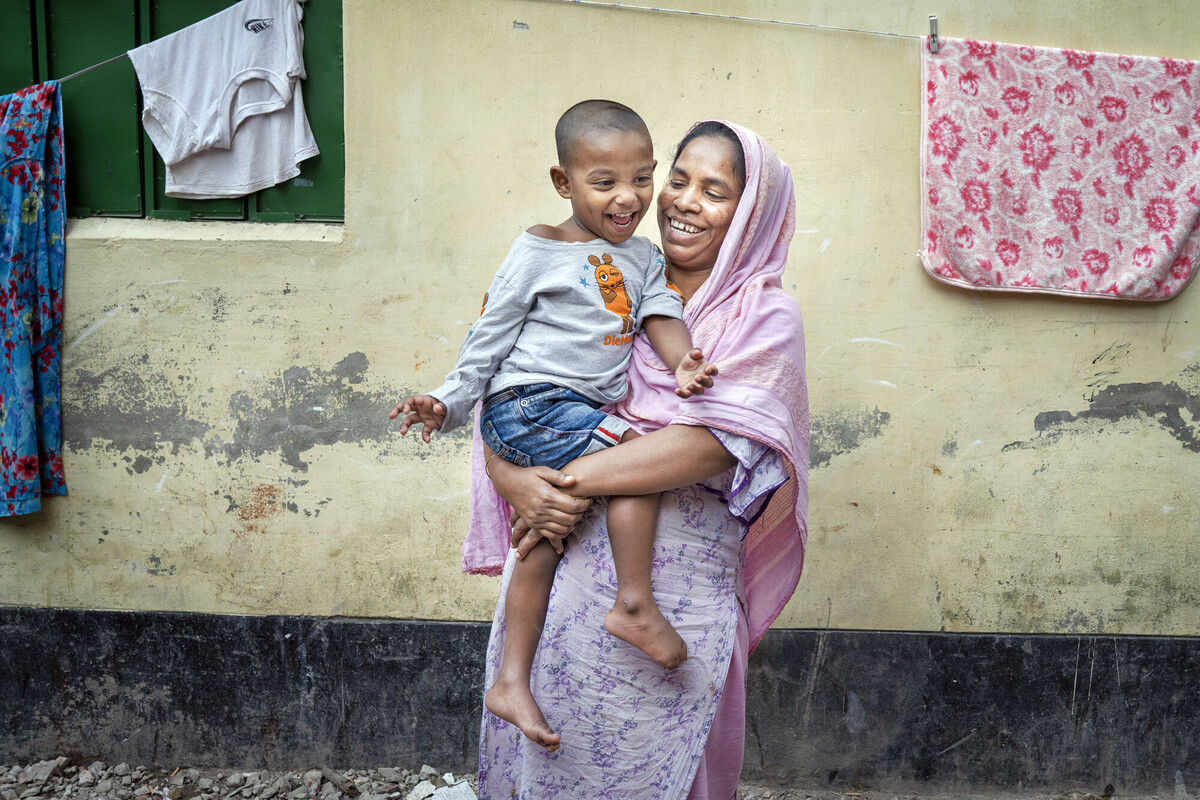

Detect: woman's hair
[672, 121, 746, 192]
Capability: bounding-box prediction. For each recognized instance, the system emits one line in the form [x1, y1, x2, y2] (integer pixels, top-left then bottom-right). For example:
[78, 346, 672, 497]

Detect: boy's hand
[675, 348, 718, 398]
[389, 394, 447, 443]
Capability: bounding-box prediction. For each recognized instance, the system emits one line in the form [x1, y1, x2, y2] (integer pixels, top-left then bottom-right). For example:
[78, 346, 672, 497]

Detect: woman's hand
[485, 447, 592, 549]
[509, 513, 566, 559]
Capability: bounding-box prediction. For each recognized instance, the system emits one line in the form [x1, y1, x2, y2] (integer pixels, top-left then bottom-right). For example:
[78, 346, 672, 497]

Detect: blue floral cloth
[0, 81, 66, 515]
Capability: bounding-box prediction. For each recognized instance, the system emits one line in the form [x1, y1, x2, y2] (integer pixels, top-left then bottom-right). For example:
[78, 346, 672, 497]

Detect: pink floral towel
[921, 37, 1200, 300]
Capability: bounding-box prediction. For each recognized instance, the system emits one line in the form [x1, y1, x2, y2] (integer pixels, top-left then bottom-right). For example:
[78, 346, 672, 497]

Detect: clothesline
[55, 0, 314, 83]
[51, 2, 936, 86]
[56, 52, 129, 84]
[541, 0, 930, 44]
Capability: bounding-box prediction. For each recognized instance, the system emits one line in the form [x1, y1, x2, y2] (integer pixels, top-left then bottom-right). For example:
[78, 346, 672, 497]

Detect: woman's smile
[666, 217, 703, 236]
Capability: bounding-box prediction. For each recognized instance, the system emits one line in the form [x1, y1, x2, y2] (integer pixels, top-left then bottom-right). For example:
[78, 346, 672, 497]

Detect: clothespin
[928, 16, 940, 54]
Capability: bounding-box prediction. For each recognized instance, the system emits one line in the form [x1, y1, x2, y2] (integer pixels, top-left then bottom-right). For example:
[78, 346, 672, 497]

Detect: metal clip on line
[928, 15, 939, 53]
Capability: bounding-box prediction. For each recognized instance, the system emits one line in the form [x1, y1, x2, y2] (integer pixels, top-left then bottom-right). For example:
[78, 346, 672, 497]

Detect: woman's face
[657, 135, 744, 279]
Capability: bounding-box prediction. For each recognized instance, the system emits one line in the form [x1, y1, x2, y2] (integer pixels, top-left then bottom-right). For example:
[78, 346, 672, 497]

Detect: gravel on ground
[0, 757, 1169, 800]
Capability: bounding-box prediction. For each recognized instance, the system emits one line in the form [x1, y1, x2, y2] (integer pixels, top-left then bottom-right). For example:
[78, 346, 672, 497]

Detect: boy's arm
[636, 244, 715, 397]
[642, 315, 718, 398]
[388, 394, 447, 443]
[419, 269, 531, 433]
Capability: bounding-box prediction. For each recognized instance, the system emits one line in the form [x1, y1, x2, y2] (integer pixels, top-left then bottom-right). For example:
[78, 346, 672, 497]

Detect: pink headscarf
[464, 121, 809, 651]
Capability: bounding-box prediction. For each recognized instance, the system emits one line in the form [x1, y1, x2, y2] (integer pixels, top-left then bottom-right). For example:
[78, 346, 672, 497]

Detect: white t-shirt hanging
[127, 0, 318, 198]
[164, 77, 318, 199]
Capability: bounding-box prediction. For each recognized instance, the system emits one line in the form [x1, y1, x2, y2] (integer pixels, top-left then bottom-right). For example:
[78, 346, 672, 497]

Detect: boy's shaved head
[555, 100, 651, 169]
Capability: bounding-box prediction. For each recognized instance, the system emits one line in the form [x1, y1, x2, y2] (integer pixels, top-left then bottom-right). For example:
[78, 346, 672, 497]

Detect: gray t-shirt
[430, 232, 683, 432]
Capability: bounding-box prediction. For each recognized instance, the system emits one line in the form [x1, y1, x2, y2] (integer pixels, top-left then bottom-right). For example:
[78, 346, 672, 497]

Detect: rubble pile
[0, 759, 477, 800]
[1, 758, 1152, 800]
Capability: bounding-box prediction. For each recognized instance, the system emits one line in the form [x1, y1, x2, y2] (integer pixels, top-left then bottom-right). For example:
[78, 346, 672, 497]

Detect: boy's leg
[485, 538, 562, 751]
[602, 430, 688, 669]
[605, 492, 688, 669]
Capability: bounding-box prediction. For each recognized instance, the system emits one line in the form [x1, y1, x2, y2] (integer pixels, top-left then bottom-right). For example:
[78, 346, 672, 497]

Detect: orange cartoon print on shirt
[590, 254, 635, 334]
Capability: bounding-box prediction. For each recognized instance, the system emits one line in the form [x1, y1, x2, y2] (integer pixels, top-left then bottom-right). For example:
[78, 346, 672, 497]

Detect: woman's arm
[487, 424, 734, 518]
[489, 424, 738, 556]
[561, 423, 737, 497]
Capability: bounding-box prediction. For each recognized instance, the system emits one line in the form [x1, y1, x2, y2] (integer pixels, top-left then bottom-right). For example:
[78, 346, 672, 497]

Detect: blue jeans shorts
[480, 383, 632, 469]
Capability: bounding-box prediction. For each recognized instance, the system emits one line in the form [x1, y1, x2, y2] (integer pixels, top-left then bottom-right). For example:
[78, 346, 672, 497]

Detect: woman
[468, 121, 808, 799]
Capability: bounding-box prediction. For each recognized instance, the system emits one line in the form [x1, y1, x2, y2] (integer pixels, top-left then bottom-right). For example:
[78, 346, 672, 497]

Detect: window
[0, 0, 344, 222]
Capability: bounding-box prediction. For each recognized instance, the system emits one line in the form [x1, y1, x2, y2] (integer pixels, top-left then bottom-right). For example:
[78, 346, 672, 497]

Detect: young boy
[390, 100, 715, 751]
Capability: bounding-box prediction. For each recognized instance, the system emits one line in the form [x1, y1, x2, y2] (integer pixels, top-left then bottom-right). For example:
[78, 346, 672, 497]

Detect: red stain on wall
[233, 485, 283, 536]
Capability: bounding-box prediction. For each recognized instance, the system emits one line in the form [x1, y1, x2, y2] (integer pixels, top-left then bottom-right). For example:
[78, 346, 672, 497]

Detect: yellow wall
[2, 0, 1197, 636]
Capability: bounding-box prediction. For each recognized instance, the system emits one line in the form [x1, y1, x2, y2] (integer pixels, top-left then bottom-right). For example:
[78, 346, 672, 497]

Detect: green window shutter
[46, 0, 143, 217]
[253, 0, 344, 222]
[0, 1, 36, 93]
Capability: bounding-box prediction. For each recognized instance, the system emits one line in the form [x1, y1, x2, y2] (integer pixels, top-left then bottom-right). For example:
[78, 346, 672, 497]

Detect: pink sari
[613, 121, 809, 652]
[471, 122, 808, 799]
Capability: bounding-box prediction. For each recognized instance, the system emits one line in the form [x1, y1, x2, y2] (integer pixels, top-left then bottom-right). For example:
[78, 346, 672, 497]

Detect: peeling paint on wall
[809, 407, 891, 468]
[11, 0, 1198, 643]
[224, 352, 408, 471]
[1005, 380, 1200, 453]
[65, 352, 440, 474]
[64, 361, 211, 455]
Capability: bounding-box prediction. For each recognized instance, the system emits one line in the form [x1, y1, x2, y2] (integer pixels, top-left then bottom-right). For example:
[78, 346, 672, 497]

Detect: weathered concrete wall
[1, 0, 1197, 637]
[7, 608, 1199, 790]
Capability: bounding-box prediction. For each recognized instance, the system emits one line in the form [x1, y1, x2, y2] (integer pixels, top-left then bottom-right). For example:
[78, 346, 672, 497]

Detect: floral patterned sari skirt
[0, 81, 67, 515]
[478, 484, 746, 800]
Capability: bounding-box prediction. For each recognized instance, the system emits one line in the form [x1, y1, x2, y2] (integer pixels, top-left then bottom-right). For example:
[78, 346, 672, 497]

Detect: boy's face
[553, 130, 657, 243]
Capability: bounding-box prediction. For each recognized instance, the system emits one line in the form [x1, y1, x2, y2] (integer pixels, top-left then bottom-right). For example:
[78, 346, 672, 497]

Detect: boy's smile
[553, 129, 657, 243]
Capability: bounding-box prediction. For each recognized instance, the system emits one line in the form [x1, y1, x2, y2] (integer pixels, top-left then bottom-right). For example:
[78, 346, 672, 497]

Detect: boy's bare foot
[485, 679, 561, 752]
[604, 601, 688, 669]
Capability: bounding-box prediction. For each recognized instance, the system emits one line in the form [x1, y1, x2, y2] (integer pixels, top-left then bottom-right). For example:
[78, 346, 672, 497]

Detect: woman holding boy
[475, 119, 808, 799]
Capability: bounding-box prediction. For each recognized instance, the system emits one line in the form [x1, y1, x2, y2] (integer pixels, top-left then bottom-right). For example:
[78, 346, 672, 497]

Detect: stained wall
[1, 0, 1197, 639]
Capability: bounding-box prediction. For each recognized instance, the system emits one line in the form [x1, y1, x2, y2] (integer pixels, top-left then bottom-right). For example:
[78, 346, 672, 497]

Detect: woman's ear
[550, 165, 572, 198]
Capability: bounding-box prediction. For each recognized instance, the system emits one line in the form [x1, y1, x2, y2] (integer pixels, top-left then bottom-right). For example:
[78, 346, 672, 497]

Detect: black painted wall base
[749, 630, 1198, 793]
[1, 608, 1196, 794]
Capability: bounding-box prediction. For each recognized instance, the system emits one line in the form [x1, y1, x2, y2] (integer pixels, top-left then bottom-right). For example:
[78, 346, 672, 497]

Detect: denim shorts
[480, 383, 631, 469]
